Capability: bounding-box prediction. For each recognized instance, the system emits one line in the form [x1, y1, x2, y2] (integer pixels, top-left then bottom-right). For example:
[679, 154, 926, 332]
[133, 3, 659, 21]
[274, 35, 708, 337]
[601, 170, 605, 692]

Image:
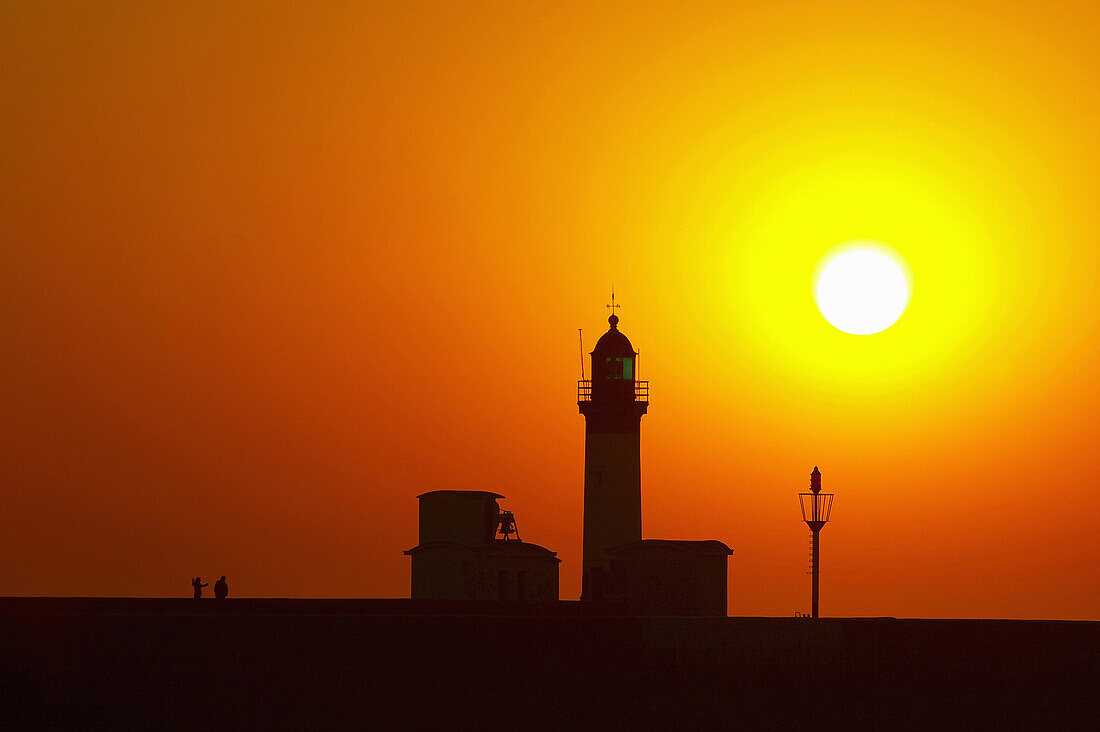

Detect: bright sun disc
[814, 244, 910, 335]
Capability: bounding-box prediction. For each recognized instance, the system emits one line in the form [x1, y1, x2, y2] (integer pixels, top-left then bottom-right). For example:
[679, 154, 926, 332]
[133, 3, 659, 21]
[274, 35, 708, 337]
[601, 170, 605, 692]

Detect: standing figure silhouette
[192, 577, 207, 599]
[214, 576, 228, 599]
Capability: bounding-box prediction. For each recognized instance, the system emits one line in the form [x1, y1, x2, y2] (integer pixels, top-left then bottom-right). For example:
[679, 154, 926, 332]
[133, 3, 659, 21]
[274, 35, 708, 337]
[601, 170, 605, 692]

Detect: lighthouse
[577, 310, 648, 600]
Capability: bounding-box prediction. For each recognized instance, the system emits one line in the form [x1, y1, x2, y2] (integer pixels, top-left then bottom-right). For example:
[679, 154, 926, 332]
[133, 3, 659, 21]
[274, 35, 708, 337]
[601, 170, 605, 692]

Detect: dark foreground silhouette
[2, 598, 1097, 729]
[190, 577, 207, 599]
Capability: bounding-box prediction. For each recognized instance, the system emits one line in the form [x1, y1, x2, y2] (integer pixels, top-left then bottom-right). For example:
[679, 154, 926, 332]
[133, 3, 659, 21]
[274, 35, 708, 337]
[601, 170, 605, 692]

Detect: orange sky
[3, 1, 1099, 619]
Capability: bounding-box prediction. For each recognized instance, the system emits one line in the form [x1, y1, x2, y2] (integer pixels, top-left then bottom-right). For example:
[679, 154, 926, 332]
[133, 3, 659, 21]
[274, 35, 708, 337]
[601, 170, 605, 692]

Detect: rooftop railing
[577, 379, 649, 403]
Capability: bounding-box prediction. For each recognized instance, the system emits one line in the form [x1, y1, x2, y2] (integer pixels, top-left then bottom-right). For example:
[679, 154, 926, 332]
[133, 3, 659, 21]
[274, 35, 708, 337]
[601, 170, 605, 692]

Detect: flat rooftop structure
[3, 598, 1098, 728]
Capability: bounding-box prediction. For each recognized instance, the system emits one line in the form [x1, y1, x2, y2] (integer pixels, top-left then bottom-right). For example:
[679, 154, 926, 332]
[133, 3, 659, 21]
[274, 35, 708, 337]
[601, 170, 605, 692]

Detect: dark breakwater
[2, 598, 1097, 729]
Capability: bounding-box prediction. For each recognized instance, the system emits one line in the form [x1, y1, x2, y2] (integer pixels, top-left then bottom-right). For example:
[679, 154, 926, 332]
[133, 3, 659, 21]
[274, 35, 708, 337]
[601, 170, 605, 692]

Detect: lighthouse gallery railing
[577, 380, 649, 403]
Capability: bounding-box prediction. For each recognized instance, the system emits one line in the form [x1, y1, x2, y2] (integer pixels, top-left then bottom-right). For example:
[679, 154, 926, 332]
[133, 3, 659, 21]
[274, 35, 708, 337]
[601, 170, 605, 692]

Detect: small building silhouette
[404, 491, 560, 601]
[607, 540, 732, 617]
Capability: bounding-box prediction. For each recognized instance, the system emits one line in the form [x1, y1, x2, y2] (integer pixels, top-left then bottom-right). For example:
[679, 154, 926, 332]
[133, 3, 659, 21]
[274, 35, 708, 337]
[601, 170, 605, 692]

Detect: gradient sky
[3, 1, 1099, 619]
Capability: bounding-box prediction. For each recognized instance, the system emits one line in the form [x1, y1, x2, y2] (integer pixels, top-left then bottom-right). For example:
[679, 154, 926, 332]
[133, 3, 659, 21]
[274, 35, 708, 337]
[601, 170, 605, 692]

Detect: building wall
[418, 492, 499, 547]
[611, 550, 729, 616]
[409, 545, 558, 601]
[489, 554, 559, 601]
[409, 545, 467, 600]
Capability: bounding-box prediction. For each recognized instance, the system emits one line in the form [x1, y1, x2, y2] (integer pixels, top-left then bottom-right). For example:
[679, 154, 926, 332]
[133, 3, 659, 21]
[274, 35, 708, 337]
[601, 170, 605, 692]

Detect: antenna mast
[578, 329, 585, 379]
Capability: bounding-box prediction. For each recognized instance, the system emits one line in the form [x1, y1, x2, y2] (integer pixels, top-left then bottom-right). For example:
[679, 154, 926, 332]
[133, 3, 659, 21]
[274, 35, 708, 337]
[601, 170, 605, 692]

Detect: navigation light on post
[799, 466, 834, 619]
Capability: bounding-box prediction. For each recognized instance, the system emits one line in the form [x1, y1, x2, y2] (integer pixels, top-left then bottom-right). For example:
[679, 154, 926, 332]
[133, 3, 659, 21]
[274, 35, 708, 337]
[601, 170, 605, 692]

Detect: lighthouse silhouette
[577, 310, 648, 601]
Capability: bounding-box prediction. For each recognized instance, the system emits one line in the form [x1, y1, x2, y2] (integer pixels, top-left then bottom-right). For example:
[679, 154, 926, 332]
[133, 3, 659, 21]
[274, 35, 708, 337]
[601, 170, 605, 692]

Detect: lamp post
[799, 466, 834, 619]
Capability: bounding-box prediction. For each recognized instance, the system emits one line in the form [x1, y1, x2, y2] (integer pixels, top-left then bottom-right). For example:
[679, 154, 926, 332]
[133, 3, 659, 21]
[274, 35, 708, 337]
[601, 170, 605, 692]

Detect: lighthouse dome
[592, 314, 636, 357]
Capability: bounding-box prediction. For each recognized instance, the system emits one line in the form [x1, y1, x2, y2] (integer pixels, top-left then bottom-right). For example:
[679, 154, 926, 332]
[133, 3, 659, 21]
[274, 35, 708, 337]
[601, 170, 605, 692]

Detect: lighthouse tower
[577, 311, 648, 600]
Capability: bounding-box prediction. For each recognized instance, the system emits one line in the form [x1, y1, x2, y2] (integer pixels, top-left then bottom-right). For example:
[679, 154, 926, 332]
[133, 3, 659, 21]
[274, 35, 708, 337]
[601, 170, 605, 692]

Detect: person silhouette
[192, 577, 208, 599]
[214, 575, 228, 599]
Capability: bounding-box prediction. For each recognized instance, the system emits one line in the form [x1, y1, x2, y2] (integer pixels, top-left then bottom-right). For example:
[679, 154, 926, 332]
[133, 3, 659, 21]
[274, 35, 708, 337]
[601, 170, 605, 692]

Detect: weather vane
[605, 287, 621, 315]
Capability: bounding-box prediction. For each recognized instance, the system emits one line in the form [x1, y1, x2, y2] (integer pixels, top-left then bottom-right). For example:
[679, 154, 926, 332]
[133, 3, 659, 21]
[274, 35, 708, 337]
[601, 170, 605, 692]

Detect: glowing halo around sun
[814, 243, 912, 335]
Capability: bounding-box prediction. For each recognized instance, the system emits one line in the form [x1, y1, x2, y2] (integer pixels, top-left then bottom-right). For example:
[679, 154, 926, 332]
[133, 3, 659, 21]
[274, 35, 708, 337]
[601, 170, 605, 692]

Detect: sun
[814, 243, 911, 335]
